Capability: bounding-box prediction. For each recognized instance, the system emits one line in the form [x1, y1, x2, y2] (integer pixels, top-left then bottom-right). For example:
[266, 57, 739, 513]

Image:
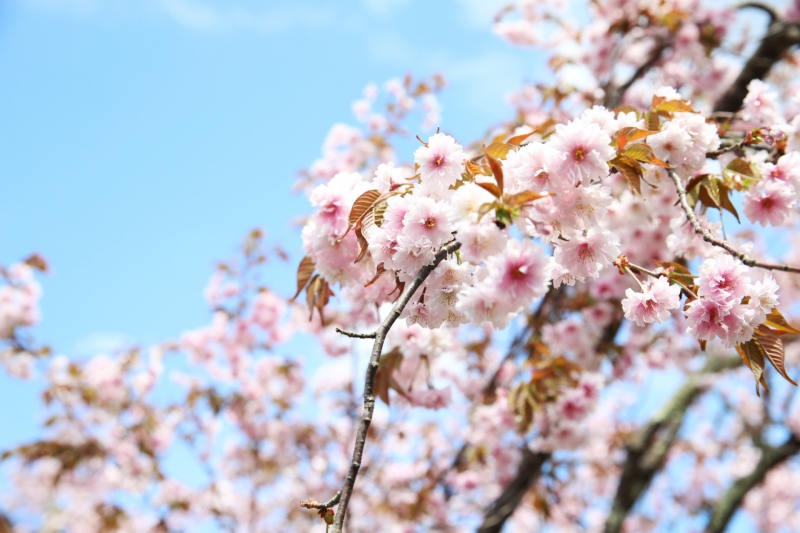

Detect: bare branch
[604, 357, 740, 533]
[669, 170, 800, 274]
[335, 328, 377, 339]
[330, 240, 462, 532]
[714, 10, 800, 113]
[706, 434, 800, 533]
[477, 449, 550, 533]
[605, 39, 670, 109]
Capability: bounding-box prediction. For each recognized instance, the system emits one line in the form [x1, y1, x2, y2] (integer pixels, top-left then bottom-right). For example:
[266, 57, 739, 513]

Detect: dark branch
[330, 241, 462, 532]
[706, 434, 800, 533]
[670, 170, 800, 274]
[477, 449, 550, 533]
[714, 8, 800, 113]
[605, 39, 670, 109]
[604, 357, 740, 533]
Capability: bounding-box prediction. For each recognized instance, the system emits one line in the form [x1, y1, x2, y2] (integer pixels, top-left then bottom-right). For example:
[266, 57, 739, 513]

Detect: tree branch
[604, 356, 740, 533]
[714, 7, 800, 113]
[330, 240, 462, 532]
[669, 170, 800, 274]
[605, 39, 670, 109]
[477, 449, 550, 533]
[335, 328, 377, 339]
[706, 434, 800, 533]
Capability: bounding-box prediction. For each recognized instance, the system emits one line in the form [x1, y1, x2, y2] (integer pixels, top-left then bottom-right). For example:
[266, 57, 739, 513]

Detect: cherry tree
[5, 1, 800, 532]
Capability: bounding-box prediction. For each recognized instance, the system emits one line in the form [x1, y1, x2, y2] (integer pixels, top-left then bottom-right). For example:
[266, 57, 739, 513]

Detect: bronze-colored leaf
[717, 182, 741, 222]
[653, 99, 697, 115]
[485, 142, 512, 159]
[611, 127, 659, 149]
[354, 227, 370, 264]
[306, 275, 323, 320]
[623, 143, 671, 168]
[736, 339, 768, 396]
[507, 130, 536, 146]
[764, 308, 800, 336]
[291, 256, 315, 301]
[755, 325, 797, 386]
[726, 158, 757, 180]
[365, 263, 386, 287]
[476, 180, 502, 198]
[348, 189, 382, 229]
[646, 111, 660, 132]
[484, 151, 504, 193]
[506, 190, 550, 207]
[373, 201, 388, 227]
[698, 183, 721, 209]
[610, 155, 643, 197]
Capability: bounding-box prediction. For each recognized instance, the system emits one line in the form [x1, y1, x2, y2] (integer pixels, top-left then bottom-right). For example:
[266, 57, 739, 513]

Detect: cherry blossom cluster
[0, 261, 44, 378]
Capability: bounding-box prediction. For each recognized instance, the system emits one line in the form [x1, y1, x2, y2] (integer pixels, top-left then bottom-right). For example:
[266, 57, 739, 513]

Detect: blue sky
[0, 0, 543, 447]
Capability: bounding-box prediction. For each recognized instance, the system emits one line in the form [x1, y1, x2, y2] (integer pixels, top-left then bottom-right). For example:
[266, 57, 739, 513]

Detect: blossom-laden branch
[328, 240, 462, 533]
[706, 434, 800, 533]
[604, 356, 741, 533]
[669, 170, 800, 274]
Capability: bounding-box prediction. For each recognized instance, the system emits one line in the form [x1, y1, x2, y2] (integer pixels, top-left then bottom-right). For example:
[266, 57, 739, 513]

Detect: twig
[335, 328, 377, 339]
[300, 491, 341, 510]
[669, 170, 800, 274]
[330, 241, 462, 532]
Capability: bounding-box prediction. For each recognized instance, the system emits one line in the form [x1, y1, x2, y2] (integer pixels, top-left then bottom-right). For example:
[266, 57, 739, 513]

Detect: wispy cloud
[156, 0, 335, 33]
[450, 0, 507, 30]
[23, 0, 337, 33]
[72, 331, 135, 356]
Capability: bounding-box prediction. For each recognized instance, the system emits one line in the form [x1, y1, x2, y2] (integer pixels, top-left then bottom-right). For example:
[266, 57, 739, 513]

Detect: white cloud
[22, 0, 336, 33]
[156, 0, 335, 32]
[73, 331, 134, 355]
[450, 0, 507, 30]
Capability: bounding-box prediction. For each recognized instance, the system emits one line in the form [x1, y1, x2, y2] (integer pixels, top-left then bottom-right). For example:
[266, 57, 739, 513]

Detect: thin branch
[669, 170, 800, 274]
[335, 328, 377, 339]
[604, 356, 741, 533]
[300, 491, 342, 510]
[705, 434, 800, 533]
[330, 240, 462, 532]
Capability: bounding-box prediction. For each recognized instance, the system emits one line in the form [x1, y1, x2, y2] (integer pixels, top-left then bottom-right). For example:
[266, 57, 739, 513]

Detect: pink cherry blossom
[622, 276, 682, 327]
[414, 132, 464, 188]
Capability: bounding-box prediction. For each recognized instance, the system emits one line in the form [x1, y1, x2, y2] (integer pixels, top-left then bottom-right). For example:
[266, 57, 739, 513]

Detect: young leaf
[764, 308, 800, 336]
[506, 190, 550, 207]
[622, 143, 671, 168]
[611, 127, 659, 149]
[476, 180, 502, 198]
[484, 151, 505, 192]
[717, 182, 741, 222]
[354, 226, 370, 264]
[291, 256, 316, 301]
[610, 155, 643, 197]
[736, 339, 768, 396]
[725, 158, 758, 180]
[485, 142, 512, 160]
[348, 189, 382, 230]
[507, 130, 536, 146]
[755, 325, 797, 386]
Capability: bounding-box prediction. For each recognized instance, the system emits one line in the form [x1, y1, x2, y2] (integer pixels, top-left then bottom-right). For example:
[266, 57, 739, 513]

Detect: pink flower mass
[6, 2, 800, 533]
